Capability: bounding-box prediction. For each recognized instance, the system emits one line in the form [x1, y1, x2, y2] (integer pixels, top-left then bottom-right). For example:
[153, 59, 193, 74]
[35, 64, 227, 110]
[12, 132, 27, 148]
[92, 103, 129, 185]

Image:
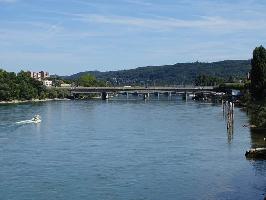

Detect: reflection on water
[246, 105, 266, 149]
[250, 128, 266, 148]
[0, 99, 265, 200]
[227, 126, 234, 144]
[222, 101, 235, 144]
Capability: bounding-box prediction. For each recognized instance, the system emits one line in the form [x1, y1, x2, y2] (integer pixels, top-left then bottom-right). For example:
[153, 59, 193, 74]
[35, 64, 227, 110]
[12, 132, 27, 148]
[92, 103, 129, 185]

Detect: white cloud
[125, 0, 152, 6]
[75, 14, 266, 32]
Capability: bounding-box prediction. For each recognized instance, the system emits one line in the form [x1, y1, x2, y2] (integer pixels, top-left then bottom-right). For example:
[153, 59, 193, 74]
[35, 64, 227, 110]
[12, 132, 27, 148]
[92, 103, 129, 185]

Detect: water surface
[0, 99, 265, 200]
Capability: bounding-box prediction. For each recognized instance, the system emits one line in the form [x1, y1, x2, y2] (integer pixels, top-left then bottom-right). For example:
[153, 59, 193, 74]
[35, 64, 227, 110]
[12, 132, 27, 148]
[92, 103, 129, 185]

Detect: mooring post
[143, 93, 147, 100]
[182, 92, 188, 101]
[101, 92, 108, 100]
[168, 92, 172, 100]
[145, 93, 150, 100]
[232, 102, 234, 117]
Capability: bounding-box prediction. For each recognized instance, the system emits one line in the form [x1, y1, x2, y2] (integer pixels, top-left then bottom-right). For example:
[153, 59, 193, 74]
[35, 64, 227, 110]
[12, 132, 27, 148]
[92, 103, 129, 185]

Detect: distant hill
[65, 60, 251, 86]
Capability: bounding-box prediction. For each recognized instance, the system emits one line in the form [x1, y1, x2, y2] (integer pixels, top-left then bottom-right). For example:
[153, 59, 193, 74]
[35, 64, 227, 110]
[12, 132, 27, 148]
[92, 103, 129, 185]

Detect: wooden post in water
[222, 99, 225, 117]
[182, 92, 188, 101]
[143, 93, 148, 100]
[225, 101, 234, 144]
[101, 92, 108, 100]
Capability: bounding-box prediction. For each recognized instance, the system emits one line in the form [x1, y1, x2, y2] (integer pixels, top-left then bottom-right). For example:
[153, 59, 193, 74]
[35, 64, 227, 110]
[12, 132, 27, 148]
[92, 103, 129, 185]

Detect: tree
[250, 46, 266, 100]
[194, 74, 224, 86]
[0, 69, 48, 101]
[77, 74, 97, 87]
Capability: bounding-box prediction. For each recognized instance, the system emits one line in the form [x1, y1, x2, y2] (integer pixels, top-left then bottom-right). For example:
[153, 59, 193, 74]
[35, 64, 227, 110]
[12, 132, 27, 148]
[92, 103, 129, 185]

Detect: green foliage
[218, 83, 245, 90]
[66, 60, 251, 86]
[242, 46, 266, 128]
[77, 74, 106, 87]
[46, 88, 69, 99]
[0, 69, 46, 101]
[47, 89, 58, 99]
[250, 46, 266, 100]
[48, 76, 73, 87]
[194, 75, 224, 86]
[0, 69, 105, 102]
[248, 101, 266, 128]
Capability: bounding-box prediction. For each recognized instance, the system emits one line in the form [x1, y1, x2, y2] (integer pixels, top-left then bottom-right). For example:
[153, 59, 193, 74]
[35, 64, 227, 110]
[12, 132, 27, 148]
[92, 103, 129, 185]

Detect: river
[0, 98, 265, 200]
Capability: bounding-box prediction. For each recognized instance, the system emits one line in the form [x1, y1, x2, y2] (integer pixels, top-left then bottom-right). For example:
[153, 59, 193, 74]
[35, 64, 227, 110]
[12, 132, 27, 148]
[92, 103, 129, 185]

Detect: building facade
[29, 71, 52, 87]
[30, 71, 50, 81]
[43, 80, 53, 87]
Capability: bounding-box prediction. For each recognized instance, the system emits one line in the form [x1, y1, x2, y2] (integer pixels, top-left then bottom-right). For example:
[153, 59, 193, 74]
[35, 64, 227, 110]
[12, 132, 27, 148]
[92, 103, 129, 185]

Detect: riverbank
[0, 98, 70, 105]
[243, 100, 266, 129]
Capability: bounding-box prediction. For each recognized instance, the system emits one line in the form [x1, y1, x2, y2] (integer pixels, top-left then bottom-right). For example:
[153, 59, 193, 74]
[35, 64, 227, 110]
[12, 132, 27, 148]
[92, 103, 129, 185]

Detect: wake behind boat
[16, 115, 41, 124]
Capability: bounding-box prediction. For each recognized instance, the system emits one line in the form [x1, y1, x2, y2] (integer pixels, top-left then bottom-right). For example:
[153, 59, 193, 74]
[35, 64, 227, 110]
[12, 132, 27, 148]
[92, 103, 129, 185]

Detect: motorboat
[245, 148, 266, 159]
[31, 115, 41, 123]
[16, 115, 41, 124]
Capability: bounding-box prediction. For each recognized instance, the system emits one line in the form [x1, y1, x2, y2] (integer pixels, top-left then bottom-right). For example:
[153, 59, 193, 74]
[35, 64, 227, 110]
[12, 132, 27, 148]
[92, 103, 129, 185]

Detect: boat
[31, 115, 41, 123]
[245, 148, 266, 159]
[16, 115, 41, 124]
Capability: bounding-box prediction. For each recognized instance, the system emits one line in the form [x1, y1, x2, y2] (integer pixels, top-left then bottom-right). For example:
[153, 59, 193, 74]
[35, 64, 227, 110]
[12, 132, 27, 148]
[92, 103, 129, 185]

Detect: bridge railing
[65, 86, 214, 90]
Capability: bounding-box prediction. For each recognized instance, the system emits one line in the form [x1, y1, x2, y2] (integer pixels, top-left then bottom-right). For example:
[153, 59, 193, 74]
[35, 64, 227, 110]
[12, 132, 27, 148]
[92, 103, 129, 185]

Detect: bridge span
[66, 86, 215, 100]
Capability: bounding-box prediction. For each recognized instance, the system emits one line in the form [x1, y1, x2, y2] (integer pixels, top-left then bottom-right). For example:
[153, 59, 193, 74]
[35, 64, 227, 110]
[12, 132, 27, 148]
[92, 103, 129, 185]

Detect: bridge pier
[143, 93, 149, 100]
[132, 92, 138, 96]
[101, 92, 108, 100]
[72, 93, 79, 99]
[168, 92, 172, 100]
[154, 92, 160, 100]
[68, 87, 214, 101]
[182, 92, 188, 101]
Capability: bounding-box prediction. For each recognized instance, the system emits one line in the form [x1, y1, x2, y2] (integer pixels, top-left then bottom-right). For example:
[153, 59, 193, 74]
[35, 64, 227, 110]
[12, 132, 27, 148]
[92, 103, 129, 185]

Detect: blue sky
[0, 0, 266, 75]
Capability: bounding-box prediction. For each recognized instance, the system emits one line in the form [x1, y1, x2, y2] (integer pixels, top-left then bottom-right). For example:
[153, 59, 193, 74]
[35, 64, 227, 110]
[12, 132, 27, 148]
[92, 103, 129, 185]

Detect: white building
[60, 83, 71, 87]
[30, 71, 49, 81]
[43, 80, 53, 87]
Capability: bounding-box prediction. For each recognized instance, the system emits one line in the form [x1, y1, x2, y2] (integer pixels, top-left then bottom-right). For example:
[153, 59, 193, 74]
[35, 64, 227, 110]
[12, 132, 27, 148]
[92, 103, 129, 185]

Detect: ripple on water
[0, 100, 265, 200]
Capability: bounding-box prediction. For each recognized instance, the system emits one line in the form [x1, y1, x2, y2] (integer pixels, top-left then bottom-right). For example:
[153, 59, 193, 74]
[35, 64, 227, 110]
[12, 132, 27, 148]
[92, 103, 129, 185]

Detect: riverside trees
[76, 74, 106, 87]
[0, 70, 107, 101]
[248, 46, 266, 128]
[250, 46, 266, 100]
[0, 69, 45, 101]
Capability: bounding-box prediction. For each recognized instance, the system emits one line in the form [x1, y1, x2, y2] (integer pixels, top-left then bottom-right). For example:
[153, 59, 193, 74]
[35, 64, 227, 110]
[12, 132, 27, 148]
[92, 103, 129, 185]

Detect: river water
[0, 98, 265, 200]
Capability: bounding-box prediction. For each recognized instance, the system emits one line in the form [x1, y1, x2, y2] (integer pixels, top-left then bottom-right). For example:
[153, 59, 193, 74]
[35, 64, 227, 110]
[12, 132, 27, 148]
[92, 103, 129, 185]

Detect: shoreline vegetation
[242, 46, 266, 129]
[0, 46, 265, 128]
[0, 98, 70, 105]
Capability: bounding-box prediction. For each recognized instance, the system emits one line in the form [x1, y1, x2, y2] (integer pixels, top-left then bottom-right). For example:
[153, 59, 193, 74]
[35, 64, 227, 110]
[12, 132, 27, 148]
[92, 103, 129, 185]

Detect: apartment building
[30, 71, 50, 81]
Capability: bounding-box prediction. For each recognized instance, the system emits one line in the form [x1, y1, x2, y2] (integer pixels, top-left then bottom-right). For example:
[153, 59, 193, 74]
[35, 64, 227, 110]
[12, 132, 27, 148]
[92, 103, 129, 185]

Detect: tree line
[66, 60, 251, 86]
[0, 70, 46, 101]
[248, 46, 266, 128]
[0, 70, 107, 101]
[0, 70, 71, 101]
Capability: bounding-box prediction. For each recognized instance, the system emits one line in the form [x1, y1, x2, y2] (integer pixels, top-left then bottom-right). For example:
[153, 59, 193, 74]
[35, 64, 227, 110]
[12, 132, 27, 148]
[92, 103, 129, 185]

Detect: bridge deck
[66, 86, 214, 94]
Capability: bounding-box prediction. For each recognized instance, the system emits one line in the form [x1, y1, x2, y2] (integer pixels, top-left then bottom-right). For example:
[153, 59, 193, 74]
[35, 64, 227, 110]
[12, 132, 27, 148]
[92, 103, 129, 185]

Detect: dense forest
[0, 69, 68, 101]
[66, 60, 251, 86]
[0, 70, 45, 101]
[247, 46, 266, 128]
[0, 59, 253, 101]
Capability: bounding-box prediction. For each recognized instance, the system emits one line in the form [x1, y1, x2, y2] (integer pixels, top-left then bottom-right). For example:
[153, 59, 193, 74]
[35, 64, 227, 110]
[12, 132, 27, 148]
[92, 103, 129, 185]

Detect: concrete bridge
[66, 86, 215, 100]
